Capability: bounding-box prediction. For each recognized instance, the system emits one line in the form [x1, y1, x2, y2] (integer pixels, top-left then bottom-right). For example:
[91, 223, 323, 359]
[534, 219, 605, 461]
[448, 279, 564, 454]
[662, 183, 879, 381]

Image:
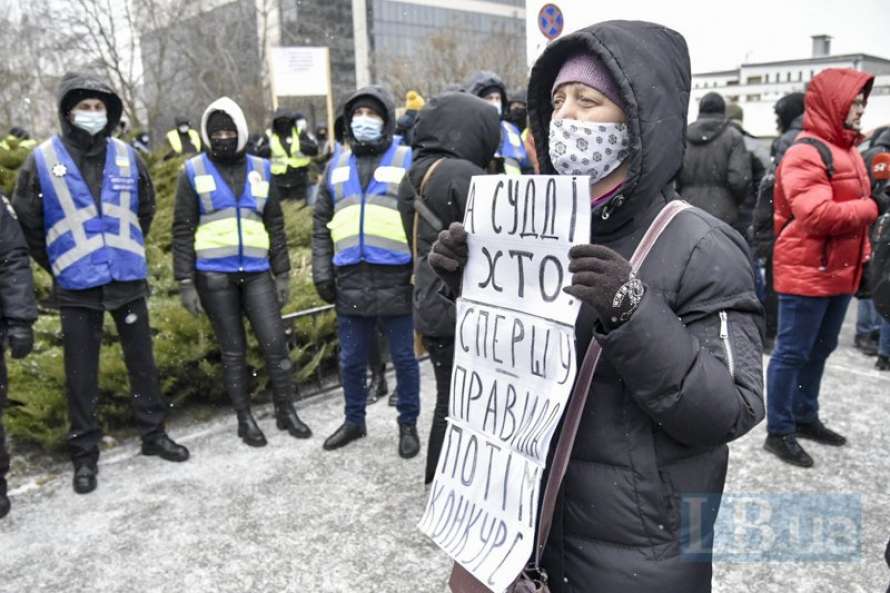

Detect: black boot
[877, 355, 890, 370]
[141, 433, 190, 462]
[796, 419, 847, 446]
[854, 333, 879, 356]
[0, 478, 9, 519]
[398, 423, 420, 459]
[323, 421, 366, 450]
[236, 409, 267, 447]
[764, 434, 814, 468]
[367, 364, 389, 405]
[72, 464, 98, 495]
[274, 399, 312, 439]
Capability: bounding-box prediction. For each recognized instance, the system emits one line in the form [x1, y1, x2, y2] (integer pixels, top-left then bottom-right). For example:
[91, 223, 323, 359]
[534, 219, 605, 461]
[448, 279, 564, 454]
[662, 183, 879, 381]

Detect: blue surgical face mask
[351, 115, 384, 143]
[72, 110, 108, 136]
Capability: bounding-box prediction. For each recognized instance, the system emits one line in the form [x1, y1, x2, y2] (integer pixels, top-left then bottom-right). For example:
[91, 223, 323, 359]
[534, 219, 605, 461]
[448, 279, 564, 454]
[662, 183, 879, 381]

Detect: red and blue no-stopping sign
[538, 3, 564, 40]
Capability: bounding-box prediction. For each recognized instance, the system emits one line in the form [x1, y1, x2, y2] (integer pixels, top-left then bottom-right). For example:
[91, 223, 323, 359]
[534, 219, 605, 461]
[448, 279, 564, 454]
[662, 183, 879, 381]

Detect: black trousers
[764, 251, 778, 339]
[423, 335, 455, 484]
[0, 349, 8, 484]
[275, 169, 309, 202]
[196, 271, 294, 410]
[61, 299, 167, 466]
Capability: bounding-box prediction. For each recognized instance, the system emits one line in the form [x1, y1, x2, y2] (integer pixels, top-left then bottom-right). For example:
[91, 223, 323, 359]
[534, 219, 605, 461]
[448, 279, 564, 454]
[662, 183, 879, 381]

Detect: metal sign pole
[325, 47, 335, 142]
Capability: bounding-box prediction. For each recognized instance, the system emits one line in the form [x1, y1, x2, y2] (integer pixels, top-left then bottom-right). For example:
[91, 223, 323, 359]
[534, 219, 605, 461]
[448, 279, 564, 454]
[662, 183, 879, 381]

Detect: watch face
[52, 163, 67, 177]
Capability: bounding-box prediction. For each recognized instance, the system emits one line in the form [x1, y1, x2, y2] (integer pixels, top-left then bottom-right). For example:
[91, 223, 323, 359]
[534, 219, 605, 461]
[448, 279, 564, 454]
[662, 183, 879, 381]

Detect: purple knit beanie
[552, 52, 623, 110]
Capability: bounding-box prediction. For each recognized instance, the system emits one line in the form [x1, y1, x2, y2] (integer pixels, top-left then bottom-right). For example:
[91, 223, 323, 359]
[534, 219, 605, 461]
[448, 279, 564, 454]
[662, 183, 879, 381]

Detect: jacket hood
[174, 115, 190, 127]
[803, 68, 874, 148]
[343, 85, 396, 154]
[200, 97, 249, 152]
[869, 126, 890, 149]
[272, 107, 294, 125]
[528, 20, 691, 232]
[57, 71, 123, 138]
[687, 114, 730, 145]
[466, 70, 508, 113]
[411, 92, 500, 168]
[774, 92, 805, 133]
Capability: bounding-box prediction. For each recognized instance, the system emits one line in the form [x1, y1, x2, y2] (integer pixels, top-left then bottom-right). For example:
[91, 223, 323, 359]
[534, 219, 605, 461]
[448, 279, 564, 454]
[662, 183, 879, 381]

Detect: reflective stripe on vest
[497, 121, 528, 172]
[34, 136, 146, 289]
[166, 129, 201, 153]
[188, 153, 271, 272]
[326, 140, 412, 267]
[268, 129, 310, 174]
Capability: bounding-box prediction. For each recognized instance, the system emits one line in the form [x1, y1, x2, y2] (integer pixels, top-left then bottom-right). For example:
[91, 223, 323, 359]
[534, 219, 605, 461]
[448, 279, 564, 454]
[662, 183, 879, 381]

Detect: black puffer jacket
[312, 86, 413, 317]
[396, 92, 500, 337]
[677, 113, 752, 224]
[527, 21, 764, 593]
[12, 72, 155, 311]
[254, 108, 319, 187]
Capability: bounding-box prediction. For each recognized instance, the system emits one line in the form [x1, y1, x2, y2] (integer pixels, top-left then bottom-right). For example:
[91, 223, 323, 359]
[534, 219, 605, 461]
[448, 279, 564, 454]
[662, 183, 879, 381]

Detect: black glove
[179, 280, 204, 316]
[275, 274, 290, 306]
[428, 222, 468, 296]
[315, 280, 336, 304]
[5, 321, 33, 359]
[563, 244, 645, 331]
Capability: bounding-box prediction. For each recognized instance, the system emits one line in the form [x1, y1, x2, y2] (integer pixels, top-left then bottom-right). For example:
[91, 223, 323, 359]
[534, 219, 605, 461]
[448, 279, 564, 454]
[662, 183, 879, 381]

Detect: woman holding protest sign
[429, 20, 764, 593]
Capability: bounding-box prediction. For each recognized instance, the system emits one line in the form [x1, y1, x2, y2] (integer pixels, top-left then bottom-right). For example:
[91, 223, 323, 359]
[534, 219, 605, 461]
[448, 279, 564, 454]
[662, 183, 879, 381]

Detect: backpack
[752, 136, 834, 258]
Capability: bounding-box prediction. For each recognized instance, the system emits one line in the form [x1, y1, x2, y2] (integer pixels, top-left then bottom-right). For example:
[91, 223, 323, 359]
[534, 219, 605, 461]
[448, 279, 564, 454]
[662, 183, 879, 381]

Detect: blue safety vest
[34, 136, 147, 290]
[326, 139, 412, 267]
[185, 153, 272, 273]
[498, 121, 529, 174]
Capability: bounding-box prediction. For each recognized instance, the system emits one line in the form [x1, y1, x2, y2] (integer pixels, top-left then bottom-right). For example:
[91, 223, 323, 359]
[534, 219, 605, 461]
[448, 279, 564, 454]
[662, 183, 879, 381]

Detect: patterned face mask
[548, 118, 630, 183]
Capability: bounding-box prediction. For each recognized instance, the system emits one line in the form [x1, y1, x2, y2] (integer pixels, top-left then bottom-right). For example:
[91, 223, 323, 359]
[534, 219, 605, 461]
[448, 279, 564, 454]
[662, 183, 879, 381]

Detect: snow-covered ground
[1, 309, 888, 593]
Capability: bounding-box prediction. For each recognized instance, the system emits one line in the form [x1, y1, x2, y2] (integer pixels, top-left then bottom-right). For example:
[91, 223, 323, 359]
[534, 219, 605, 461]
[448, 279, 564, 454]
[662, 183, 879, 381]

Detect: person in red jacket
[765, 68, 880, 467]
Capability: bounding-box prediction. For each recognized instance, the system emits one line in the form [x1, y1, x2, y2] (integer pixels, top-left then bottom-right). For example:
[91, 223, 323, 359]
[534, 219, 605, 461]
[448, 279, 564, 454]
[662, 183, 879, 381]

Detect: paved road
[1, 311, 888, 593]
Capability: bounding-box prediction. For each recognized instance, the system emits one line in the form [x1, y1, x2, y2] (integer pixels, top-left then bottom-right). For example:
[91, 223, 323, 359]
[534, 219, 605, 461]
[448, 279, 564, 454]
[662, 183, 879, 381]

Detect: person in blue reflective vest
[312, 86, 420, 457]
[466, 70, 532, 175]
[12, 72, 189, 495]
[172, 97, 311, 446]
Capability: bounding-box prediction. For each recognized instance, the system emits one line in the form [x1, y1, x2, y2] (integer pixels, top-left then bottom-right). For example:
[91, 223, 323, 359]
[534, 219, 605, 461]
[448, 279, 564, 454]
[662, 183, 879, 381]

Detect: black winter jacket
[396, 92, 500, 337]
[527, 21, 764, 593]
[751, 116, 804, 258]
[254, 108, 319, 187]
[171, 153, 291, 282]
[12, 72, 155, 311]
[312, 86, 412, 317]
[677, 113, 752, 225]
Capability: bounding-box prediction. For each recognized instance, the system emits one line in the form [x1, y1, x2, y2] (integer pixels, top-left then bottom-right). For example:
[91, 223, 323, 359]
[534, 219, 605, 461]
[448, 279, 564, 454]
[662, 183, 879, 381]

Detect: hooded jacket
[12, 72, 156, 311]
[396, 92, 500, 337]
[676, 113, 752, 224]
[527, 21, 763, 592]
[171, 98, 290, 281]
[773, 68, 877, 297]
[312, 86, 413, 317]
[465, 71, 508, 114]
[255, 108, 318, 187]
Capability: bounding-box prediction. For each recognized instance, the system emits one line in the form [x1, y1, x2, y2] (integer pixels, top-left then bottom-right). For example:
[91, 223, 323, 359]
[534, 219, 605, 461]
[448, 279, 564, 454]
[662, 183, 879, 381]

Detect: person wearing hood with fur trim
[429, 21, 764, 592]
[172, 97, 311, 446]
[466, 70, 532, 175]
[12, 72, 190, 495]
[312, 86, 421, 458]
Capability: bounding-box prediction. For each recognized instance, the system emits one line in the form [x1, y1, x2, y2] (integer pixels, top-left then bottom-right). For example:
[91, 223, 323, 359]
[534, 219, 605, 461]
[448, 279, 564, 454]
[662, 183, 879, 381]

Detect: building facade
[691, 36, 890, 137]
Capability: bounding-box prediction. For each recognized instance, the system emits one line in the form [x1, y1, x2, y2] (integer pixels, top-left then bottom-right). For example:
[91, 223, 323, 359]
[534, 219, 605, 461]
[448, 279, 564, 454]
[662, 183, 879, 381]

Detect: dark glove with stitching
[5, 320, 34, 359]
[428, 222, 468, 296]
[275, 274, 290, 306]
[315, 280, 336, 304]
[562, 244, 645, 332]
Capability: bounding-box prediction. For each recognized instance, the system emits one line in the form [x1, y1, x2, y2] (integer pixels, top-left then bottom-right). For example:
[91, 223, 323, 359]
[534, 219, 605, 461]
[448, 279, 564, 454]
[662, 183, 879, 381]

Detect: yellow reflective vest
[267, 129, 310, 174]
[166, 129, 202, 154]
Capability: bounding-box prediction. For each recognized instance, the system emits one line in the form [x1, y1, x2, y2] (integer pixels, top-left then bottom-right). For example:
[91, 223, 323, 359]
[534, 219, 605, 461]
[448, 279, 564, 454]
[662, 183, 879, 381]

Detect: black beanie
[206, 110, 236, 136]
[774, 92, 805, 133]
[699, 92, 726, 115]
[349, 96, 386, 122]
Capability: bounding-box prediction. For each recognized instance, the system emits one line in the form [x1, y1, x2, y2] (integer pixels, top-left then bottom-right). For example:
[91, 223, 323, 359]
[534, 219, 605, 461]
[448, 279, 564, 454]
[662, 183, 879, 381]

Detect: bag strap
[531, 199, 692, 568]
[792, 137, 834, 179]
[413, 158, 447, 232]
